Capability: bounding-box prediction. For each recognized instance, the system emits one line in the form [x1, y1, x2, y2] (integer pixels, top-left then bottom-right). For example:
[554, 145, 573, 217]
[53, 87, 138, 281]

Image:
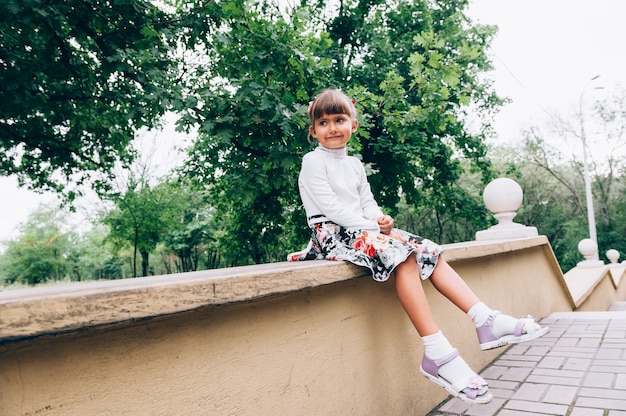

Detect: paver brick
[481, 365, 508, 380]
[583, 371, 614, 388]
[531, 368, 585, 379]
[570, 408, 605, 416]
[497, 410, 548, 416]
[562, 357, 591, 371]
[527, 374, 581, 386]
[511, 382, 548, 401]
[524, 346, 551, 356]
[465, 398, 506, 416]
[577, 337, 602, 348]
[437, 397, 469, 414]
[549, 346, 596, 355]
[537, 356, 565, 369]
[543, 385, 578, 405]
[495, 359, 540, 368]
[604, 330, 626, 338]
[498, 354, 542, 363]
[489, 387, 515, 399]
[547, 350, 594, 359]
[576, 396, 626, 411]
[590, 364, 626, 374]
[504, 399, 568, 415]
[554, 337, 582, 347]
[485, 378, 519, 390]
[579, 386, 626, 400]
[499, 366, 532, 382]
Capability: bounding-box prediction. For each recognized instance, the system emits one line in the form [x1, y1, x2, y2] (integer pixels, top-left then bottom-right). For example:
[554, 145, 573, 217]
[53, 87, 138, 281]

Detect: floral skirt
[287, 222, 444, 282]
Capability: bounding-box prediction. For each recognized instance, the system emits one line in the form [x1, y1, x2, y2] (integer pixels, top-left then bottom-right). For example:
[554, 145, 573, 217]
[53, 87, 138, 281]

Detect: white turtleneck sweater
[298, 145, 384, 231]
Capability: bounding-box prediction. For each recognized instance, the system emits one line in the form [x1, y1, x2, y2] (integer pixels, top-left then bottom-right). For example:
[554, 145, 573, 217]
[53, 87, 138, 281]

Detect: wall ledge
[0, 236, 552, 343]
[563, 266, 608, 308]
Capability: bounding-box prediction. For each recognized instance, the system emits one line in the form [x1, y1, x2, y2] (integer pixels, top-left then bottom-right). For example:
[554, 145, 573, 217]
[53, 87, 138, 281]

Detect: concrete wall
[563, 262, 626, 311]
[0, 237, 586, 416]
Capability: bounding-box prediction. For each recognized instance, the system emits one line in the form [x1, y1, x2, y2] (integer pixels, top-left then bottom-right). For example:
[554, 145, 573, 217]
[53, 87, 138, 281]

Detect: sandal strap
[421, 350, 489, 397]
[476, 310, 500, 343]
[432, 349, 459, 367]
[421, 349, 458, 378]
[514, 315, 536, 336]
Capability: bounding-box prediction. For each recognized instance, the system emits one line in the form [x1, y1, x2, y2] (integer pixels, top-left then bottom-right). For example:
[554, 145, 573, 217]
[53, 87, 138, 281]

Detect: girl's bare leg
[394, 257, 439, 336]
[428, 257, 481, 313]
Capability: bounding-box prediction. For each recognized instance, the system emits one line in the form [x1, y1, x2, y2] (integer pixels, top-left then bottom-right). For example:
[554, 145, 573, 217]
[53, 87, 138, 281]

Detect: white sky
[1, 0, 625, 242]
[466, 0, 626, 141]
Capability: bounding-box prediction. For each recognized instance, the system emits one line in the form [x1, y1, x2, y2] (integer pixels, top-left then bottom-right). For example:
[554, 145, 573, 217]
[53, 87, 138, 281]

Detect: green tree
[104, 177, 172, 277]
[177, 0, 500, 267]
[0, 206, 73, 285]
[178, 1, 326, 264]
[73, 225, 125, 280]
[0, 0, 181, 197]
[157, 180, 216, 273]
[314, 0, 500, 234]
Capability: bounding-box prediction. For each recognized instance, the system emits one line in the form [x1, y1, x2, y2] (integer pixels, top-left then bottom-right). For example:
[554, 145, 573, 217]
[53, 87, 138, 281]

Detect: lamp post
[579, 75, 602, 259]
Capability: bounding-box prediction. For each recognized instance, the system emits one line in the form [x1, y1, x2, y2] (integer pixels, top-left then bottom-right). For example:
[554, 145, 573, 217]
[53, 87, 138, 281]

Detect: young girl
[288, 89, 548, 404]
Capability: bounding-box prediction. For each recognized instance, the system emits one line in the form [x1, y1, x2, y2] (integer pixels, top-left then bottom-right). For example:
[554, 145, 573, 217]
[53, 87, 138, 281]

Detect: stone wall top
[0, 236, 551, 344]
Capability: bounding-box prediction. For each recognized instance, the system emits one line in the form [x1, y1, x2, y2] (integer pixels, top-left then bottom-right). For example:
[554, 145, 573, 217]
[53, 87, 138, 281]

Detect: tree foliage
[157, 180, 217, 273]
[321, 0, 501, 241]
[176, 1, 329, 263]
[177, 0, 500, 263]
[314, 0, 500, 213]
[0, 206, 74, 285]
[0, 0, 181, 197]
[104, 175, 179, 277]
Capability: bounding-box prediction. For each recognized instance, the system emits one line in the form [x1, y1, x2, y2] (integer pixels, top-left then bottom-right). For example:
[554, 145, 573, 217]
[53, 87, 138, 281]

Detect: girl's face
[309, 113, 358, 149]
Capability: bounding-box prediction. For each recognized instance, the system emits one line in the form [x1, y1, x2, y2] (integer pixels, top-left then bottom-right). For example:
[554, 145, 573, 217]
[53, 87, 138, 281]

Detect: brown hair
[308, 89, 357, 125]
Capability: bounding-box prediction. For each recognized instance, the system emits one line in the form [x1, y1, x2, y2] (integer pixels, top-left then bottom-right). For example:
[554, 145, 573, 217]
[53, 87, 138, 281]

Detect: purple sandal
[477, 311, 549, 350]
[419, 349, 493, 404]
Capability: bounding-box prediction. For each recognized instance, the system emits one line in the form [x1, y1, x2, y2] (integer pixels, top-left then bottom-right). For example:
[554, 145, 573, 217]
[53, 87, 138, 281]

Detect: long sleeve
[298, 146, 384, 231]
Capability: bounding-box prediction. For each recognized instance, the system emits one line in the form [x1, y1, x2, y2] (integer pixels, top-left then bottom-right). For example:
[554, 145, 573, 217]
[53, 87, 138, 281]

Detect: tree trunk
[140, 249, 149, 277]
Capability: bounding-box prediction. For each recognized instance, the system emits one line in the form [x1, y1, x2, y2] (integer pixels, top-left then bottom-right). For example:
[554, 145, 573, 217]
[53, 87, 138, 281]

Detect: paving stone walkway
[427, 303, 626, 416]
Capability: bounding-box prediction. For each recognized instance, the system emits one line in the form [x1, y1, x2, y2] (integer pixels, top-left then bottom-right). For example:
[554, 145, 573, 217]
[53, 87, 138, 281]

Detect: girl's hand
[376, 215, 394, 235]
[387, 230, 407, 243]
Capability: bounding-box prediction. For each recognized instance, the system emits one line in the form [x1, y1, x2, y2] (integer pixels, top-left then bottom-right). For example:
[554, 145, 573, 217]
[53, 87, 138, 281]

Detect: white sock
[422, 330, 455, 358]
[422, 331, 482, 391]
[467, 302, 491, 327]
[468, 302, 536, 338]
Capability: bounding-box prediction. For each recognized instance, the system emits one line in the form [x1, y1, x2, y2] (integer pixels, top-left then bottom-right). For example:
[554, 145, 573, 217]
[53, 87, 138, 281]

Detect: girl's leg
[428, 257, 480, 313]
[429, 256, 548, 349]
[394, 257, 491, 403]
[394, 257, 439, 336]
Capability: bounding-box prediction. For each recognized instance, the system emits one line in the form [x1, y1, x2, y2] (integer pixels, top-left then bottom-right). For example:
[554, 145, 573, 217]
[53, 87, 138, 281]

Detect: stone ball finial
[578, 238, 598, 259]
[475, 177, 538, 241]
[578, 238, 597, 260]
[483, 178, 523, 226]
[606, 249, 620, 264]
[576, 238, 604, 267]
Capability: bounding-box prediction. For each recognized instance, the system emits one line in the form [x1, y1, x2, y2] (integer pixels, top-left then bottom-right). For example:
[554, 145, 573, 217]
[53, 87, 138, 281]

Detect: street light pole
[579, 75, 600, 259]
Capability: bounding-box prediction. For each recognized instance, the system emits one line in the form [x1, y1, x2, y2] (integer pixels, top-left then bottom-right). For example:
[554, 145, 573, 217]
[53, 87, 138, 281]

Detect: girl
[288, 89, 548, 404]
